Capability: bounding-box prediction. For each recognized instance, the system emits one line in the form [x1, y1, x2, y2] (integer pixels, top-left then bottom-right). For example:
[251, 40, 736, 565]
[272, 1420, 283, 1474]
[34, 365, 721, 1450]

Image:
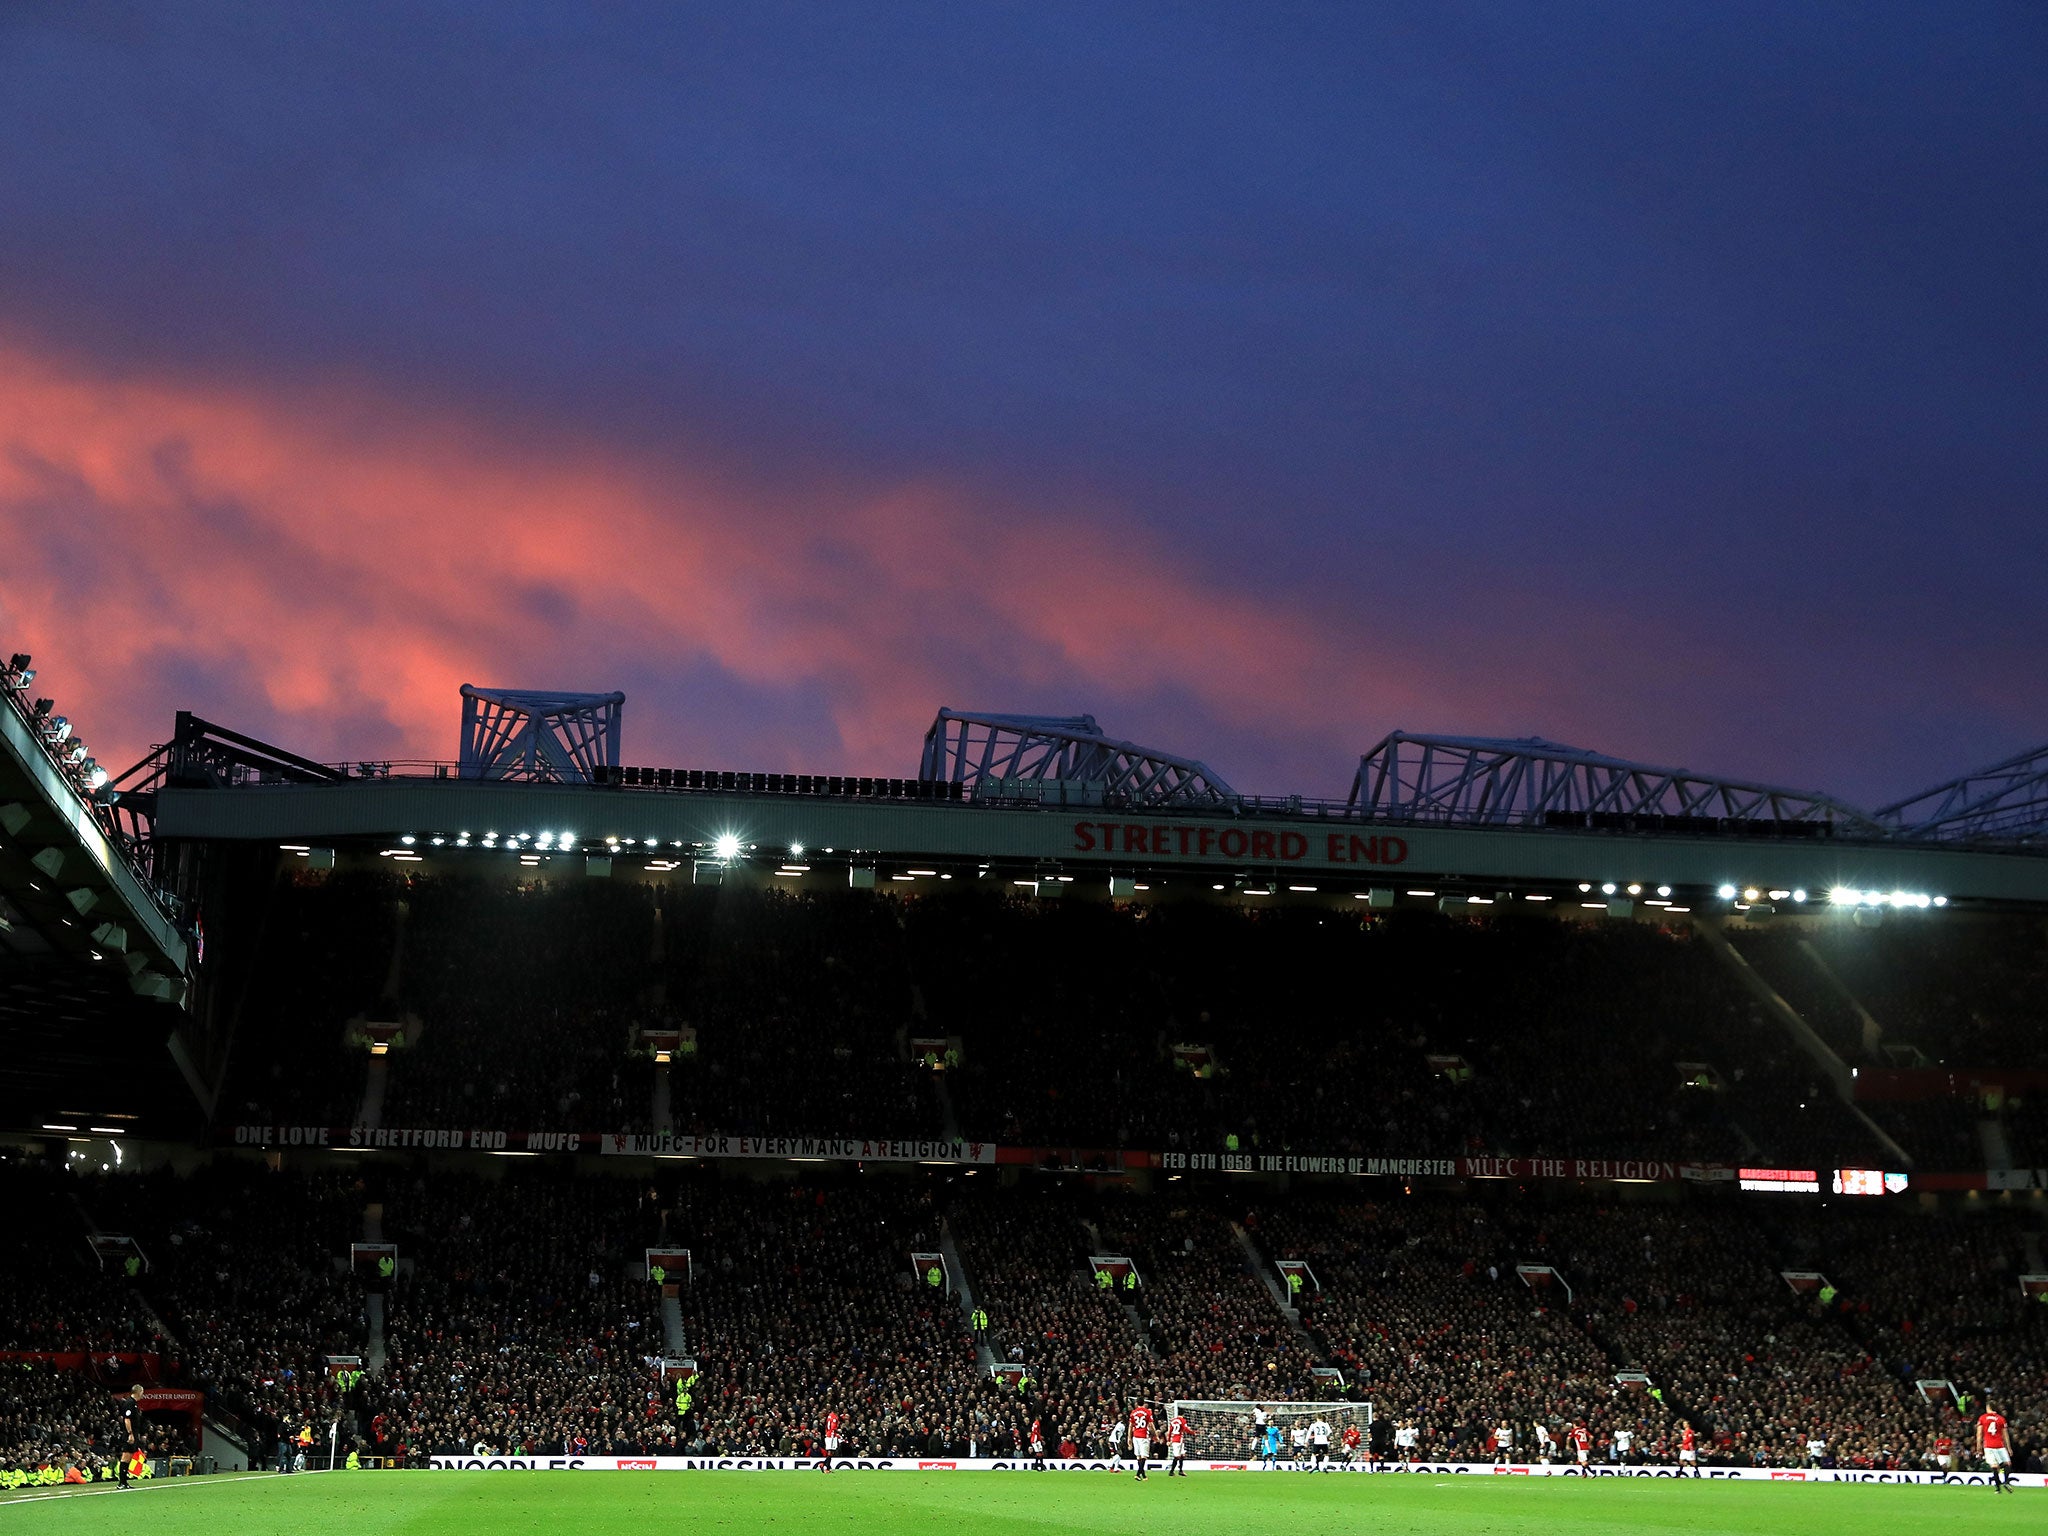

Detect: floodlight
[714, 833, 742, 860]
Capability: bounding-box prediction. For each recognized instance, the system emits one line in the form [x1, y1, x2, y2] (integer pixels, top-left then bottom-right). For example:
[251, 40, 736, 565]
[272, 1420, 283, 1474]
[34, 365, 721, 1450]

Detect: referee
[117, 1384, 144, 1488]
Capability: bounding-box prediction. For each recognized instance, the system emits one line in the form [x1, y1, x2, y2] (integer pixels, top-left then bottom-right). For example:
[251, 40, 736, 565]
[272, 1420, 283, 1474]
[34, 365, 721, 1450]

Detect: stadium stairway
[356, 1050, 387, 1129]
[937, 1222, 1000, 1373]
[362, 1202, 388, 1374]
[931, 1070, 962, 1143]
[652, 1061, 673, 1133]
[1696, 920, 1911, 1166]
[660, 1290, 688, 1356]
[1983, 1116, 2015, 1171]
[1791, 939, 1888, 1057]
[1228, 1219, 1328, 1366]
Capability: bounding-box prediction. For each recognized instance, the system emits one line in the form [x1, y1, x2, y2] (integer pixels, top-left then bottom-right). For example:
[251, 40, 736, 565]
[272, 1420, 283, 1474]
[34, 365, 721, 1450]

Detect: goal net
[1166, 1400, 1373, 1463]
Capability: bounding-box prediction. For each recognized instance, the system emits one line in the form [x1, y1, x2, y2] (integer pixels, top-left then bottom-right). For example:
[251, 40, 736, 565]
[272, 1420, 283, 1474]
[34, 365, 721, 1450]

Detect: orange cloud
[0, 341, 1444, 787]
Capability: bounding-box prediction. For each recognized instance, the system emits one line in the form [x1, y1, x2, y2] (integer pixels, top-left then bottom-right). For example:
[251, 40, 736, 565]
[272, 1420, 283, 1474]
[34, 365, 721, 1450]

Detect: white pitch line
[0, 1471, 300, 1511]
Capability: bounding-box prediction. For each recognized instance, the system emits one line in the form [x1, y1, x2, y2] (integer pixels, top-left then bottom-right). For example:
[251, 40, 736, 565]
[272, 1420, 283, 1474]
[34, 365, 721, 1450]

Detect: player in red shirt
[820, 1410, 841, 1472]
[1977, 1403, 2011, 1492]
[1569, 1423, 1591, 1467]
[1130, 1403, 1155, 1481]
[1933, 1432, 1954, 1471]
[1677, 1421, 1698, 1477]
[1167, 1412, 1190, 1477]
[1341, 1423, 1362, 1466]
[1029, 1416, 1046, 1471]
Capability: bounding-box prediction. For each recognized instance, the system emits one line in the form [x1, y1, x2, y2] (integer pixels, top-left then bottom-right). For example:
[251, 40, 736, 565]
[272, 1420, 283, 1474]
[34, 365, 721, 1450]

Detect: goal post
[1166, 1400, 1373, 1463]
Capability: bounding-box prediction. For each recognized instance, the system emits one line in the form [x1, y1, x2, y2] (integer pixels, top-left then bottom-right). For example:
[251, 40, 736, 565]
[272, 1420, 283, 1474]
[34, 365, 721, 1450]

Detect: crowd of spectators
[0, 1361, 187, 1483]
[1765, 1203, 2048, 1458]
[382, 878, 656, 1134]
[376, 1171, 667, 1458]
[220, 869, 403, 1129]
[81, 1164, 366, 1449]
[0, 1162, 160, 1352]
[1805, 917, 2048, 1069]
[212, 865, 2048, 1178]
[1247, 1194, 1662, 1460]
[946, 1186, 1176, 1453]
[666, 887, 936, 1141]
[1538, 1202, 1916, 1466]
[1095, 1195, 1331, 1408]
[912, 896, 1891, 1170]
[6, 1150, 2047, 1474]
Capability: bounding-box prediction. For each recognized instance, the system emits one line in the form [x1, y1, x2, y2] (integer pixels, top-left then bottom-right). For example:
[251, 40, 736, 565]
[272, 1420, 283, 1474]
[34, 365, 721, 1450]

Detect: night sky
[1, 2, 2041, 806]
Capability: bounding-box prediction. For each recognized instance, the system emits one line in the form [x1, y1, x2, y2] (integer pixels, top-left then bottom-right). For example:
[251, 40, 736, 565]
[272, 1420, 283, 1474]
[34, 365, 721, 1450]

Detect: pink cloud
[0, 342, 1447, 786]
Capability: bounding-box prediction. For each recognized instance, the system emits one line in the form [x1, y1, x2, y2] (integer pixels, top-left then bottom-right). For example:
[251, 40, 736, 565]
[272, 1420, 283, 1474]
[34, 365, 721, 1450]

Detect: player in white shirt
[1394, 1420, 1419, 1463]
[1290, 1424, 1309, 1468]
[1805, 1434, 1826, 1469]
[1493, 1420, 1514, 1466]
[1106, 1419, 1126, 1473]
[1307, 1417, 1332, 1471]
[1612, 1426, 1633, 1464]
[1531, 1421, 1552, 1464]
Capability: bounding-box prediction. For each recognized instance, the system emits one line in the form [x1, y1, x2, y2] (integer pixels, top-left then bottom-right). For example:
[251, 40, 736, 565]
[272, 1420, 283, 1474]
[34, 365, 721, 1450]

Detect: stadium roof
[920, 709, 1237, 809]
[1350, 732, 1891, 836]
[1877, 741, 2048, 845]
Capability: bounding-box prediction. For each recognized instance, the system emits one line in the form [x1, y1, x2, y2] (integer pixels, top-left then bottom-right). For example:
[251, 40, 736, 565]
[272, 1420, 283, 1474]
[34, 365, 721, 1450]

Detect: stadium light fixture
[713, 833, 742, 861]
[1791, 889, 1807, 903]
[790, 843, 805, 858]
[1743, 887, 1761, 901]
[1600, 883, 1617, 895]
[1578, 882, 1592, 892]
[84, 765, 108, 790]
[400, 835, 416, 846]
[1656, 886, 1671, 898]
[1717, 885, 1737, 900]
[1405, 889, 1436, 897]
[1767, 889, 1789, 901]
[1625, 883, 1641, 896]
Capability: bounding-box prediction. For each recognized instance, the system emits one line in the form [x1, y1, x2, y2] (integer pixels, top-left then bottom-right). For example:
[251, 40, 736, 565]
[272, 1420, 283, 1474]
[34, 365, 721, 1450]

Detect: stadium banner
[221, 1124, 2008, 1192]
[1155, 1151, 1735, 1184]
[601, 1133, 999, 1163]
[426, 1455, 2046, 1483]
[230, 1125, 595, 1152]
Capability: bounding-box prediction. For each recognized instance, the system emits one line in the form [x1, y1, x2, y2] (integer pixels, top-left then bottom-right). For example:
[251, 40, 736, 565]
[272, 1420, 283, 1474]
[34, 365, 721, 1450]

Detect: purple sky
[0, 2, 2041, 806]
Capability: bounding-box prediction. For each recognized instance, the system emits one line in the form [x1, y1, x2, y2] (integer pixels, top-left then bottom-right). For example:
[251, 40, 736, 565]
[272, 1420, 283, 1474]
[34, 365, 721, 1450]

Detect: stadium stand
[380, 878, 657, 1135]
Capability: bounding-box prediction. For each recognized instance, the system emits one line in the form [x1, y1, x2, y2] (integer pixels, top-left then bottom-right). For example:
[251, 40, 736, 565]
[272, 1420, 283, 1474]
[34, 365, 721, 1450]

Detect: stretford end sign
[1071, 822, 1408, 865]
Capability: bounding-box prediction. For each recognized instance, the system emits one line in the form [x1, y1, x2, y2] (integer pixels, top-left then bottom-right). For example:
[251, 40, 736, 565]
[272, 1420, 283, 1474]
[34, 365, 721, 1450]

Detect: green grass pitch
[0, 1470, 2035, 1535]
